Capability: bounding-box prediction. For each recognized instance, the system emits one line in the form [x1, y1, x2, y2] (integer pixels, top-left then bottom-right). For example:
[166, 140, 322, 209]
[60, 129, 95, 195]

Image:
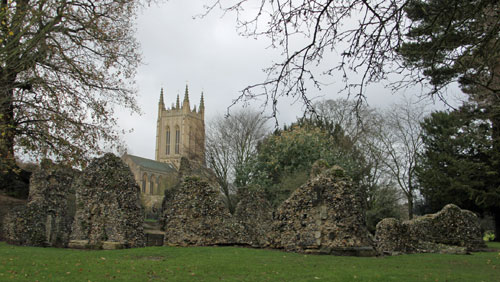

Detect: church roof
[124, 154, 177, 173]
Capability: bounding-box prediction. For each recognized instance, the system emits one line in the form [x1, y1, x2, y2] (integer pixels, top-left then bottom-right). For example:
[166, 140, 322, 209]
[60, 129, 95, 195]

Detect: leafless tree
[206, 109, 268, 212]
[312, 98, 401, 214]
[313, 99, 381, 144]
[204, 0, 499, 119]
[376, 98, 427, 219]
[203, 0, 411, 115]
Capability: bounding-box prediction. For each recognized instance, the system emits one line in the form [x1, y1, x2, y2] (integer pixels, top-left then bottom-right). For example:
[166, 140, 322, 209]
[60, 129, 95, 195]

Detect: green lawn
[0, 242, 499, 281]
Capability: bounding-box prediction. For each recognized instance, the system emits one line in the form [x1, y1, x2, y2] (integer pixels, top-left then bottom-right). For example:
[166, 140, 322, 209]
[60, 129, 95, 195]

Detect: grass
[0, 242, 499, 281]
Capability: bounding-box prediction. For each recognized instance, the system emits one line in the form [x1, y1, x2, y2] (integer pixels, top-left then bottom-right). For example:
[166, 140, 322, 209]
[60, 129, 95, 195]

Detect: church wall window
[175, 126, 180, 154]
[156, 175, 161, 194]
[166, 126, 171, 155]
[149, 175, 155, 195]
[142, 173, 147, 193]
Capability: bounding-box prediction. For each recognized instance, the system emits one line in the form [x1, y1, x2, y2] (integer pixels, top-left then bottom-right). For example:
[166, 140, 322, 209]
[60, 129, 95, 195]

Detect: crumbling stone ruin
[3, 151, 488, 258]
[271, 165, 376, 256]
[69, 153, 144, 249]
[2, 161, 76, 247]
[161, 162, 378, 255]
[375, 204, 486, 255]
[162, 176, 241, 246]
[0, 195, 26, 242]
[233, 188, 274, 247]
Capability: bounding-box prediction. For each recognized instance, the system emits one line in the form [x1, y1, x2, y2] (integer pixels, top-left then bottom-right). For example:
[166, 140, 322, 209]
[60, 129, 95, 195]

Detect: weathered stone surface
[70, 153, 145, 248]
[3, 163, 76, 247]
[102, 241, 125, 250]
[177, 157, 218, 185]
[162, 177, 240, 246]
[0, 194, 26, 241]
[145, 232, 165, 247]
[68, 240, 89, 249]
[233, 188, 274, 247]
[375, 204, 486, 255]
[271, 165, 376, 256]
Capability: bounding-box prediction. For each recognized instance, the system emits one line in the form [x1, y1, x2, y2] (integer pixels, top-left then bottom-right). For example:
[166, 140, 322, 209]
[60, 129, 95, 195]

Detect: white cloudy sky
[117, 1, 465, 159]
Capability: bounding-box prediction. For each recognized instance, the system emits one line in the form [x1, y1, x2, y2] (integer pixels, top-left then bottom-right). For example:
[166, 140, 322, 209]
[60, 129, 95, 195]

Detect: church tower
[155, 85, 205, 168]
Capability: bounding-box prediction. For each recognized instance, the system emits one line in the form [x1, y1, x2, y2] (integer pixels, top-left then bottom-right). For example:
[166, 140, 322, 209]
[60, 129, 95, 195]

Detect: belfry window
[175, 126, 180, 154]
[166, 126, 170, 155]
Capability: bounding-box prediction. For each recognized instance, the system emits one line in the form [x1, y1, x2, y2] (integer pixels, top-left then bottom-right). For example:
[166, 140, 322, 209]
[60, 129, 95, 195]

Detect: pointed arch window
[166, 126, 171, 155]
[149, 175, 155, 195]
[175, 125, 180, 154]
[142, 173, 147, 193]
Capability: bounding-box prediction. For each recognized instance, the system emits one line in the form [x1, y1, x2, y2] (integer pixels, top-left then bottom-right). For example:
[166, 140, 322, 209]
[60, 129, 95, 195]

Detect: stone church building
[122, 85, 205, 211]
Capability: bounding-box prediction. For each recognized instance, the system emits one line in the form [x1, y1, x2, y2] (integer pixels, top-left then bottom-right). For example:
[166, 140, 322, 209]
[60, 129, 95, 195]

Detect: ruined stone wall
[271, 166, 376, 256]
[233, 188, 274, 247]
[70, 153, 144, 248]
[162, 177, 240, 246]
[2, 162, 76, 247]
[0, 195, 26, 241]
[161, 162, 377, 256]
[375, 204, 486, 255]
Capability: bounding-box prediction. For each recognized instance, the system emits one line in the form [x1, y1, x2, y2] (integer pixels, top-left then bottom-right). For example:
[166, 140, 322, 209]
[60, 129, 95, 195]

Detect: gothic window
[149, 175, 154, 195]
[166, 126, 170, 155]
[142, 173, 147, 193]
[156, 175, 161, 194]
[175, 126, 180, 154]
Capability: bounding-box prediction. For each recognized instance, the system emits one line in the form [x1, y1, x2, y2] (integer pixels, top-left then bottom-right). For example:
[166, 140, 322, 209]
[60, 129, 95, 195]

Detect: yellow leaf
[9, 31, 13, 36]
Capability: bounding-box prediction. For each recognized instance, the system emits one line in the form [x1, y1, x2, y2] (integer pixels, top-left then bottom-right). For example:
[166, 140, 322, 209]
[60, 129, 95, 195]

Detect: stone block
[68, 240, 89, 249]
[145, 232, 165, 247]
[102, 241, 124, 250]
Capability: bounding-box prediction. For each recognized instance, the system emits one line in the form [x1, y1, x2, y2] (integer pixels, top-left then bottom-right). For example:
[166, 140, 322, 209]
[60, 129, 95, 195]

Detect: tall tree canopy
[418, 105, 500, 239]
[0, 0, 142, 179]
[250, 121, 369, 206]
[400, 0, 500, 96]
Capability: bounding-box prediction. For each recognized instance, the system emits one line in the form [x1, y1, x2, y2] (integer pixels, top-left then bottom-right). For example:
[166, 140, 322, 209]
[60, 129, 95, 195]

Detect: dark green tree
[418, 105, 500, 239]
[401, 0, 500, 239]
[400, 0, 499, 95]
[251, 121, 369, 206]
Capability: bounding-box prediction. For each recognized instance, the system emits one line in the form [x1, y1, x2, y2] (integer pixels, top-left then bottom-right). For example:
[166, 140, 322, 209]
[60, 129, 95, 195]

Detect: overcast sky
[117, 1, 465, 159]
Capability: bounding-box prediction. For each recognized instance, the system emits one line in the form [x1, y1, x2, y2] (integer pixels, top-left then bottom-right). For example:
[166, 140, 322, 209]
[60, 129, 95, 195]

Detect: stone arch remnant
[69, 153, 145, 249]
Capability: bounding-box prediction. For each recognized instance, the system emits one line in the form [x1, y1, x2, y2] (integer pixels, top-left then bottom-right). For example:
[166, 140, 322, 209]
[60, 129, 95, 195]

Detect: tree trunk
[0, 82, 18, 191]
[491, 111, 500, 242]
[407, 193, 414, 220]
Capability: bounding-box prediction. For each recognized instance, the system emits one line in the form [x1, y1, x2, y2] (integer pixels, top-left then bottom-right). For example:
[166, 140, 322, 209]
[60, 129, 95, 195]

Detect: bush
[483, 230, 496, 242]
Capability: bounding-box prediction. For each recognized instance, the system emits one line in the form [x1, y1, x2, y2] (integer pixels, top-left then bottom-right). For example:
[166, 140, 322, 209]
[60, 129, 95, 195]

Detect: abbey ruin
[0, 86, 487, 255]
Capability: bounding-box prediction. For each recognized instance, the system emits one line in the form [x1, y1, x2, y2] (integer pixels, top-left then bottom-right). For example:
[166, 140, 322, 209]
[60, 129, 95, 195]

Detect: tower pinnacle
[182, 84, 190, 111]
[159, 88, 165, 105]
[199, 92, 205, 114]
[184, 85, 189, 102]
